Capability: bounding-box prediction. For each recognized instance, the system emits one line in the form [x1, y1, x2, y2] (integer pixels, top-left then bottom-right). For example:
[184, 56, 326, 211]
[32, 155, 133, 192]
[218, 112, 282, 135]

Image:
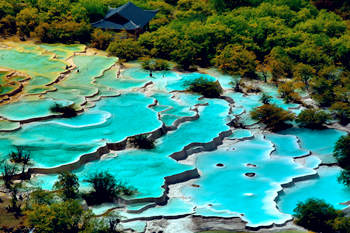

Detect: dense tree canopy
[333, 135, 350, 187]
[334, 135, 350, 170]
[1, 0, 350, 112]
[215, 44, 257, 78]
[27, 200, 92, 233]
[294, 198, 344, 233]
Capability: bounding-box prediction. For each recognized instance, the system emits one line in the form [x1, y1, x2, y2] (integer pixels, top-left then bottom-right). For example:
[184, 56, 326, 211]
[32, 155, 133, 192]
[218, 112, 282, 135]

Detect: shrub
[278, 82, 301, 103]
[0, 162, 18, 189]
[334, 135, 350, 170]
[26, 200, 93, 233]
[332, 216, 350, 233]
[296, 109, 331, 129]
[29, 189, 55, 206]
[293, 63, 315, 90]
[129, 135, 155, 149]
[214, 44, 257, 78]
[54, 172, 80, 200]
[260, 93, 272, 104]
[331, 102, 350, 125]
[89, 213, 123, 233]
[338, 169, 350, 187]
[8, 146, 30, 164]
[0, 15, 16, 35]
[16, 7, 39, 38]
[250, 104, 295, 131]
[154, 59, 171, 71]
[90, 28, 113, 50]
[83, 172, 135, 205]
[294, 198, 343, 233]
[7, 184, 21, 217]
[107, 39, 146, 61]
[184, 77, 223, 98]
[8, 146, 31, 179]
[50, 103, 77, 118]
[141, 57, 170, 71]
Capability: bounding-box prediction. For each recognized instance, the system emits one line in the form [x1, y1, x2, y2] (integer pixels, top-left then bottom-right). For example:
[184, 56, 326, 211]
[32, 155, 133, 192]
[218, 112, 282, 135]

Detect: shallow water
[280, 128, 347, 163]
[1, 43, 350, 230]
[278, 166, 350, 214]
[0, 98, 71, 121]
[0, 93, 162, 167]
[266, 134, 309, 158]
[182, 136, 315, 227]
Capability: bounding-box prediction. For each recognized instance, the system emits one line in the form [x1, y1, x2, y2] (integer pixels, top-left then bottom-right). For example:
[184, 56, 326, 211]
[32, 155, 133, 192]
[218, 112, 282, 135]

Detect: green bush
[334, 135, 350, 170]
[107, 38, 146, 61]
[260, 93, 272, 104]
[294, 198, 344, 233]
[334, 135, 350, 188]
[184, 77, 223, 98]
[90, 28, 113, 50]
[332, 216, 350, 233]
[296, 109, 331, 129]
[278, 82, 302, 104]
[83, 172, 136, 205]
[27, 200, 93, 233]
[141, 57, 170, 71]
[29, 189, 55, 206]
[8, 146, 30, 164]
[0, 162, 18, 189]
[214, 44, 257, 78]
[54, 172, 80, 200]
[331, 102, 350, 125]
[250, 104, 295, 131]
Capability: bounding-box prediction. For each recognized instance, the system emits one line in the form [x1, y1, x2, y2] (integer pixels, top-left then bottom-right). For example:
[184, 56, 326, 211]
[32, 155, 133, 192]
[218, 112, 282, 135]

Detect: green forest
[2, 0, 350, 120]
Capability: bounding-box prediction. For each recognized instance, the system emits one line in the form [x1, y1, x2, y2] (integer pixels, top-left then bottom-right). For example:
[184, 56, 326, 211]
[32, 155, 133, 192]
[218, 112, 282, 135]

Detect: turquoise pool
[1, 43, 349, 230]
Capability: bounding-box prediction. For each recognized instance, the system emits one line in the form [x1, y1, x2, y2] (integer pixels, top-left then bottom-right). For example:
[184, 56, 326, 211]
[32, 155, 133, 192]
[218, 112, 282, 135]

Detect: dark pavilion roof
[92, 2, 158, 31]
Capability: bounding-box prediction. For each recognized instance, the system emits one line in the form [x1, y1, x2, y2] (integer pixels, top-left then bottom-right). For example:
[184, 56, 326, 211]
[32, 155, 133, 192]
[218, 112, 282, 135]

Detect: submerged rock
[245, 172, 256, 177]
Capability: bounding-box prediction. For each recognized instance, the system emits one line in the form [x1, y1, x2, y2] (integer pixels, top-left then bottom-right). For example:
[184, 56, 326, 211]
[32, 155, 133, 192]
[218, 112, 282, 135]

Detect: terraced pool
[1, 42, 349, 231]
